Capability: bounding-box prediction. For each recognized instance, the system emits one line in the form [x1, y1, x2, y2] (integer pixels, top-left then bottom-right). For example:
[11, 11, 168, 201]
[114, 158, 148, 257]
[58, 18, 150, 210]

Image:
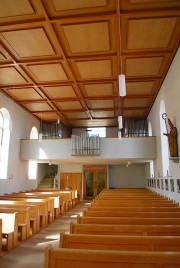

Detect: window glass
[87, 127, 106, 137]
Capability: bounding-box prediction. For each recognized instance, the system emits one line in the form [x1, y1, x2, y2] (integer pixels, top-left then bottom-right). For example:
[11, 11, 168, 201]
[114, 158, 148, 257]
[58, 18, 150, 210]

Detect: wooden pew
[60, 233, 180, 252]
[0, 219, 2, 254]
[99, 188, 154, 195]
[4, 193, 54, 224]
[13, 191, 61, 219]
[96, 190, 170, 199]
[95, 196, 173, 202]
[28, 192, 60, 218]
[44, 247, 180, 268]
[0, 196, 48, 228]
[0, 207, 30, 241]
[0, 199, 42, 232]
[88, 206, 180, 212]
[31, 189, 77, 209]
[91, 201, 177, 207]
[30, 189, 73, 214]
[0, 202, 39, 235]
[84, 210, 180, 218]
[77, 216, 180, 225]
[70, 223, 180, 236]
[0, 212, 18, 251]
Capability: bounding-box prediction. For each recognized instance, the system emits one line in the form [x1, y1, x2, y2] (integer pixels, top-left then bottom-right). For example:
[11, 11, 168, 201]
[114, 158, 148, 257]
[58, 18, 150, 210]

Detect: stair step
[38, 176, 55, 189]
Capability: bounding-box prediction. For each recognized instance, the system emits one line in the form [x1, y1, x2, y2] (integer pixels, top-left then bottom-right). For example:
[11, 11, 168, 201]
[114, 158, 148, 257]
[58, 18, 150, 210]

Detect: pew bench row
[60, 233, 180, 252]
[0, 189, 77, 255]
[44, 247, 180, 268]
[44, 188, 180, 268]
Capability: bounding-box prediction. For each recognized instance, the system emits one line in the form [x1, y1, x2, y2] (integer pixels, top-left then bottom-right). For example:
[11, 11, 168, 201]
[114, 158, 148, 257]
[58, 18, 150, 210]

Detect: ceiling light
[119, 74, 126, 96]
[38, 133, 42, 142]
[118, 130, 122, 140]
[118, 115, 123, 129]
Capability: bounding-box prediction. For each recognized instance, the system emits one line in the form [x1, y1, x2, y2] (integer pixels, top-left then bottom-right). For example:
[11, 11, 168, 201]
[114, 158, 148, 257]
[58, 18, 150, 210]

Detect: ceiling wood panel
[44, 85, 77, 99]
[75, 59, 113, 79]
[84, 83, 114, 97]
[7, 87, 44, 101]
[0, 0, 35, 18]
[1, 28, 56, 58]
[0, 67, 28, 84]
[27, 63, 68, 82]
[127, 17, 178, 50]
[62, 21, 110, 54]
[0, 0, 179, 127]
[53, 0, 108, 11]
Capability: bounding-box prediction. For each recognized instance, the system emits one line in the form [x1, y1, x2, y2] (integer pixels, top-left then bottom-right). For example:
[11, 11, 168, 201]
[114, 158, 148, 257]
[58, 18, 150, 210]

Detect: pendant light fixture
[118, 115, 123, 129]
[118, 130, 122, 140]
[38, 118, 42, 142]
[119, 74, 126, 97]
[118, 4, 126, 97]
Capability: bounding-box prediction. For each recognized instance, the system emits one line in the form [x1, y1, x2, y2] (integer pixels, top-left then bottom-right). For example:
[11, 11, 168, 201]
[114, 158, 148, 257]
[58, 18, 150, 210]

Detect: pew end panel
[0, 212, 18, 252]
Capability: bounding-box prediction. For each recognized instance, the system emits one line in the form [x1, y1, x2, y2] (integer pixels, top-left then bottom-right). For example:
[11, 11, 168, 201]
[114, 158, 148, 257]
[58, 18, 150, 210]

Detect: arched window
[0, 108, 11, 179]
[30, 126, 38, 139]
[28, 126, 38, 180]
[160, 100, 169, 176]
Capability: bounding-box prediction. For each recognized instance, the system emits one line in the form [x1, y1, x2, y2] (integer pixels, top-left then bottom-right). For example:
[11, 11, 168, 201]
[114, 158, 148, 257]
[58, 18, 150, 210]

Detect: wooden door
[60, 173, 82, 200]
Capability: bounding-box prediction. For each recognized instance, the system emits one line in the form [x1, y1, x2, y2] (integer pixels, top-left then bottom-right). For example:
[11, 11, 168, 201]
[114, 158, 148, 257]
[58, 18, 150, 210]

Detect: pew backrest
[60, 233, 180, 252]
[88, 206, 180, 212]
[0, 219, 2, 252]
[70, 223, 180, 236]
[44, 247, 180, 268]
[77, 216, 180, 225]
[84, 210, 180, 218]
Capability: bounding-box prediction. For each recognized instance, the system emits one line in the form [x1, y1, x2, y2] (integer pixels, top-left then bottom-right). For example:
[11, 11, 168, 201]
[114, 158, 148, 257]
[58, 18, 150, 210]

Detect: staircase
[37, 177, 54, 189]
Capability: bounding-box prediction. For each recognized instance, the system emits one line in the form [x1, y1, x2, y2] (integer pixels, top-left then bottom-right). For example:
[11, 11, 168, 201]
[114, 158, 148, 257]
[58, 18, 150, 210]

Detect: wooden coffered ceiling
[0, 0, 179, 128]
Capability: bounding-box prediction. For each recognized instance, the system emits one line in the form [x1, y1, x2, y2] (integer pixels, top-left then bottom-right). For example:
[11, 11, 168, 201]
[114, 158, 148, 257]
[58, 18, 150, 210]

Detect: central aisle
[0, 201, 90, 268]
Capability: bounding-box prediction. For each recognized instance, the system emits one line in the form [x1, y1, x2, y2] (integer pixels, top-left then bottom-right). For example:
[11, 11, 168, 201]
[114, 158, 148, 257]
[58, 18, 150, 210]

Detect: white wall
[148, 47, 180, 203]
[0, 93, 39, 195]
[108, 165, 146, 188]
[59, 164, 83, 173]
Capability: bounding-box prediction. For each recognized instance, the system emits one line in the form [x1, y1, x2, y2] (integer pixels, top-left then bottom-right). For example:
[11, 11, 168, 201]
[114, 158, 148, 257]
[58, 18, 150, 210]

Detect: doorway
[84, 165, 107, 199]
